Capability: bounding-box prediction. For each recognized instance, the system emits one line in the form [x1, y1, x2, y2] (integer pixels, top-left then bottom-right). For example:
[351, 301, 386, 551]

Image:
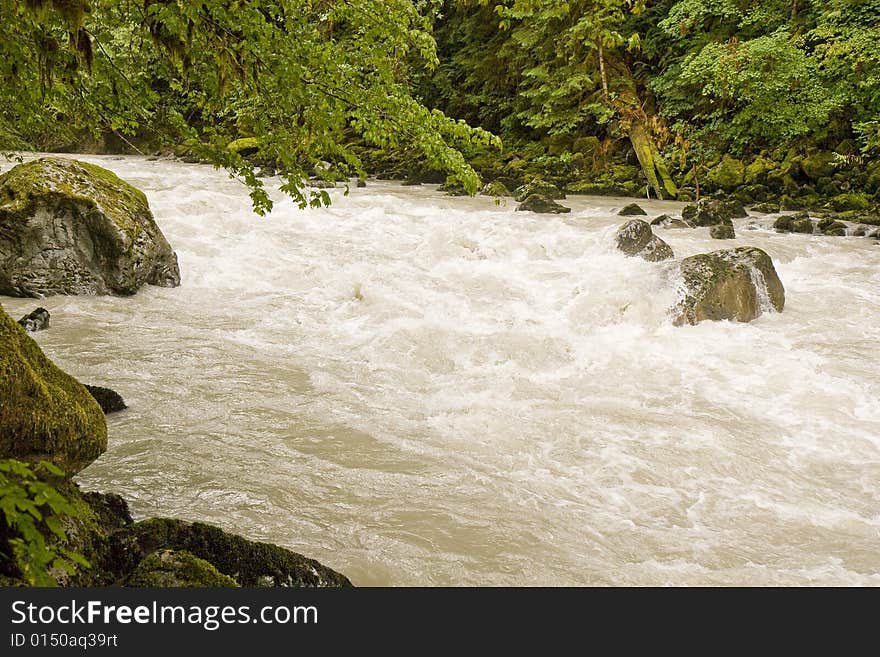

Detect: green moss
[513, 178, 564, 201]
[481, 180, 510, 197]
[744, 157, 777, 185]
[110, 518, 352, 587]
[0, 303, 107, 477]
[127, 550, 239, 587]
[828, 193, 871, 212]
[0, 158, 149, 243]
[800, 151, 838, 180]
[226, 137, 260, 155]
[707, 156, 745, 190]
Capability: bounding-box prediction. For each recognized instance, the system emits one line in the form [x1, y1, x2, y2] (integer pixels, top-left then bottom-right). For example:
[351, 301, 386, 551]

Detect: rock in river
[516, 194, 571, 214]
[84, 384, 128, 414]
[17, 306, 50, 332]
[673, 247, 785, 326]
[0, 302, 106, 476]
[615, 219, 674, 262]
[0, 157, 180, 297]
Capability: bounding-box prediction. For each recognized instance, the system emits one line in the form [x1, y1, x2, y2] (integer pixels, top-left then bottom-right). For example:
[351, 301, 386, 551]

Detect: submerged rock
[17, 306, 50, 332]
[710, 223, 736, 239]
[516, 194, 571, 214]
[126, 549, 239, 588]
[673, 247, 785, 326]
[615, 219, 674, 262]
[0, 303, 106, 476]
[0, 158, 180, 297]
[84, 384, 127, 414]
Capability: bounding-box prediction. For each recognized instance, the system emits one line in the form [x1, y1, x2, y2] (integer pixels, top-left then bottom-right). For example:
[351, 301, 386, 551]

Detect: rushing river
[2, 154, 879, 585]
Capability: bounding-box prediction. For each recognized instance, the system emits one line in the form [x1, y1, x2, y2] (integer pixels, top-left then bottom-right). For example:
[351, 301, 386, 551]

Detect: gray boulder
[710, 223, 736, 239]
[0, 157, 180, 297]
[615, 219, 674, 262]
[673, 247, 785, 326]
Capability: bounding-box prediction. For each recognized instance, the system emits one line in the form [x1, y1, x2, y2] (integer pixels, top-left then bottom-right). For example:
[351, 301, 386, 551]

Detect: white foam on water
[2, 154, 879, 585]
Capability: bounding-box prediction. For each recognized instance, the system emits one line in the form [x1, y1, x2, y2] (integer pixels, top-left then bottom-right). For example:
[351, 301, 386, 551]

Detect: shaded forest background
[2, 0, 879, 207]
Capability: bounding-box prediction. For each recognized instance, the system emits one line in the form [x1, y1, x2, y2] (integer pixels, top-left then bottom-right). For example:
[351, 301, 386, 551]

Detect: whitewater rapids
[2, 155, 878, 585]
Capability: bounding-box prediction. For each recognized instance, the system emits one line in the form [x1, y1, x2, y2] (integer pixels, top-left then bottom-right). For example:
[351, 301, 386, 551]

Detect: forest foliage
[1, 0, 878, 203]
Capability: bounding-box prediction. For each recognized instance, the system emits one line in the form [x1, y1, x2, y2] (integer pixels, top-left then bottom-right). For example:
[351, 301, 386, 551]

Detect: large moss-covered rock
[0, 157, 180, 297]
[800, 151, 838, 180]
[0, 303, 106, 476]
[673, 247, 785, 326]
[708, 156, 745, 190]
[744, 156, 777, 185]
[126, 549, 239, 588]
[615, 219, 674, 262]
[110, 518, 352, 587]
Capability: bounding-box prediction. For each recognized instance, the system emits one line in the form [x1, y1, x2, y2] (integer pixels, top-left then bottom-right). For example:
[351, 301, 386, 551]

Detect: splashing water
[2, 155, 879, 585]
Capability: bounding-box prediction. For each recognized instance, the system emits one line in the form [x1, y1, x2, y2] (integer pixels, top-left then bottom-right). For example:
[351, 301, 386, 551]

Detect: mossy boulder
[800, 151, 838, 180]
[682, 199, 743, 226]
[710, 223, 736, 239]
[774, 212, 814, 234]
[513, 179, 565, 202]
[515, 194, 571, 214]
[817, 217, 847, 236]
[226, 137, 260, 157]
[614, 219, 674, 262]
[618, 202, 647, 216]
[0, 158, 180, 297]
[707, 156, 745, 191]
[481, 180, 510, 197]
[0, 303, 106, 476]
[829, 193, 871, 212]
[744, 157, 777, 185]
[126, 549, 239, 588]
[673, 247, 785, 326]
[109, 517, 352, 587]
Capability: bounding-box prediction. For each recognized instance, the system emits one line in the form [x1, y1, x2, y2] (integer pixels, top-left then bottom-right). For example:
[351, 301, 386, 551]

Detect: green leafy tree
[0, 0, 499, 211]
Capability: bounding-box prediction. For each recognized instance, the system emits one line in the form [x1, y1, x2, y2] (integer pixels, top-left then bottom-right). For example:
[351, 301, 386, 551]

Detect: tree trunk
[605, 56, 678, 200]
